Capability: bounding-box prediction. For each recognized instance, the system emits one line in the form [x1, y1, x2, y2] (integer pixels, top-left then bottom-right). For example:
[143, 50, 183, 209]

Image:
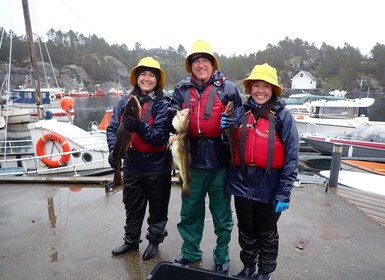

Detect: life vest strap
[203, 85, 218, 119]
[143, 99, 154, 123]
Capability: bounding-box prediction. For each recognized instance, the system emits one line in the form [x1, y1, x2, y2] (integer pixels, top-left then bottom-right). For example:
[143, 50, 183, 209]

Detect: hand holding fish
[123, 115, 140, 131]
[221, 112, 234, 129]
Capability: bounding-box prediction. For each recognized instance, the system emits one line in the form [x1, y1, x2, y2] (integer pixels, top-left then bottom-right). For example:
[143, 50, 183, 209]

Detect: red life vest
[234, 112, 285, 169]
[131, 100, 165, 153]
[183, 85, 225, 138]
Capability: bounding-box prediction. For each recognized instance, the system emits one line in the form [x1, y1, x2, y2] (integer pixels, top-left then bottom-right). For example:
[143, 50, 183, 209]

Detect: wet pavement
[1, 177, 385, 280]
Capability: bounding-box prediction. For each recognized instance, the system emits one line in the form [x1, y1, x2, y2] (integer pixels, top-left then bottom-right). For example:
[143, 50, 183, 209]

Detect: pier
[0, 177, 384, 279]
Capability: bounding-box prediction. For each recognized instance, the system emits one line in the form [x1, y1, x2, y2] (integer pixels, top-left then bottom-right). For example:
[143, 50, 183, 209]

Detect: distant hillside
[1, 28, 384, 95]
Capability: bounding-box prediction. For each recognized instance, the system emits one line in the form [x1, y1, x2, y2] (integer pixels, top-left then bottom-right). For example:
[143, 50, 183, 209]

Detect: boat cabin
[308, 98, 374, 119]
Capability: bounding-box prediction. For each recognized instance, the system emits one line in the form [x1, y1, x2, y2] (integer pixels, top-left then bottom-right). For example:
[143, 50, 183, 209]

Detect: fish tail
[112, 170, 122, 188]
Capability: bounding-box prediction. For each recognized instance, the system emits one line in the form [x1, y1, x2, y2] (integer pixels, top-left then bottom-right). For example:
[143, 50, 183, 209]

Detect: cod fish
[225, 101, 236, 166]
[171, 108, 191, 197]
[112, 95, 141, 188]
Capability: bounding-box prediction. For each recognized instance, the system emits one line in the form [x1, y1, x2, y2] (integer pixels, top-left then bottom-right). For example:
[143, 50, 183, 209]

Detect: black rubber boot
[237, 266, 257, 278]
[111, 243, 139, 256]
[142, 243, 158, 260]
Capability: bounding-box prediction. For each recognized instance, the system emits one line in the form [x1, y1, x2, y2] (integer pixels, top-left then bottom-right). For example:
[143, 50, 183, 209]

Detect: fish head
[172, 108, 190, 133]
[225, 101, 234, 116]
[123, 95, 141, 118]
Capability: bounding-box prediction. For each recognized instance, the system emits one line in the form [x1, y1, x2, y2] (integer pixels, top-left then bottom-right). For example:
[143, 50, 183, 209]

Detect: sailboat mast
[21, 0, 44, 120]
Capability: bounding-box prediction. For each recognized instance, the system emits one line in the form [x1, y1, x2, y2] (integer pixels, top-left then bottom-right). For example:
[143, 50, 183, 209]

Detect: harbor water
[73, 94, 385, 130]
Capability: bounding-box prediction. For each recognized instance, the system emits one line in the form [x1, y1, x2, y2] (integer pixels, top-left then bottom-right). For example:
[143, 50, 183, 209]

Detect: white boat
[289, 97, 376, 137]
[320, 170, 385, 197]
[7, 87, 75, 122]
[0, 116, 5, 130]
[0, 104, 31, 124]
[0, 119, 111, 176]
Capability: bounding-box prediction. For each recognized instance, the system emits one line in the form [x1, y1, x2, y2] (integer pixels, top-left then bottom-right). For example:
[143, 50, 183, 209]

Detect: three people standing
[107, 45, 298, 279]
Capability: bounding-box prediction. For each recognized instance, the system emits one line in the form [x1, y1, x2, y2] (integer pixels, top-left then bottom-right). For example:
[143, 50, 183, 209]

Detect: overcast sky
[1, 0, 382, 57]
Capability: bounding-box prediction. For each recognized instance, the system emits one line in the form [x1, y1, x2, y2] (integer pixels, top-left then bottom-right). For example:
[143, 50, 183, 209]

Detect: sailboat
[0, 0, 111, 177]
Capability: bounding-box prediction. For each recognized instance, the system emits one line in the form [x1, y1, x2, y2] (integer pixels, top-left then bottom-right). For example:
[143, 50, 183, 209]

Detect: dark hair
[135, 66, 161, 84]
[130, 85, 164, 102]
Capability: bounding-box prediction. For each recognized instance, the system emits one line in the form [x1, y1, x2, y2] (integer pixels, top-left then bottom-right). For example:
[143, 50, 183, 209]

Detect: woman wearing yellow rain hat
[107, 57, 172, 261]
[221, 63, 299, 279]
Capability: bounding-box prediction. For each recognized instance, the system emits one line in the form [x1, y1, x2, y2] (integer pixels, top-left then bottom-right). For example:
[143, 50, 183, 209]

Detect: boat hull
[320, 170, 385, 196]
[302, 135, 385, 158]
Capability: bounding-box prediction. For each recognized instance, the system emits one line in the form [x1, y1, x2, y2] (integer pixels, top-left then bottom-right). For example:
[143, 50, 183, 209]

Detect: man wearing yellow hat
[107, 57, 171, 261]
[169, 40, 243, 273]
[221, 63, 299, 279]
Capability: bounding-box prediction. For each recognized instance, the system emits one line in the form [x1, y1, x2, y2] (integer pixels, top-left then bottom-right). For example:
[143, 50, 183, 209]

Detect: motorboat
[320, 170, 385, 196]
[290, 96, 376, 136]
[0, 119, 111, 177]
[301, 123, 385, 159]
[341, 160, 385, 176]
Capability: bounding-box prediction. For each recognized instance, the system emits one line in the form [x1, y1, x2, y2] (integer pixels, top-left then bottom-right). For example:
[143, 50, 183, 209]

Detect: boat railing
[0, 146, 108, 177]
[0, 139, 34, 155]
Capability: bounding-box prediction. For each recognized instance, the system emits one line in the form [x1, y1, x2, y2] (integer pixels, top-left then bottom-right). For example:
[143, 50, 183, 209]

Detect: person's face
[137, 70, 157, 94]
[191, 57, 213, 83]
[250, 80, 274, 105]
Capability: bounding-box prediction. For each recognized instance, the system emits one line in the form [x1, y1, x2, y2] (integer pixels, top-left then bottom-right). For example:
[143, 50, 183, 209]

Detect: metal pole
[328, 143, 343, 188]
[21, 0, 44, 120]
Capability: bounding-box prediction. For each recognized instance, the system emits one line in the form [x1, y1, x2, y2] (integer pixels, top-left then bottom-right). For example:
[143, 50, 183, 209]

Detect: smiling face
[191, 57, 214, 84]
[137, 70, 157, 94]
[249, 80, 274, 105]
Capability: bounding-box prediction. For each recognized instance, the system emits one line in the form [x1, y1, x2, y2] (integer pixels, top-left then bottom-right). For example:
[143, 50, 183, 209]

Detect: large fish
[112, 95, 141, 189]
[171, 108, 191, 197]
[225, 101, 236, 166]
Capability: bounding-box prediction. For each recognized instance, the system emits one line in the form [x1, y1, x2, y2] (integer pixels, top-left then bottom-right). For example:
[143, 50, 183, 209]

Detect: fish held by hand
[112, 95, 141, 188]
[224, 101, 236, 166]
[171, 108, 191, 197]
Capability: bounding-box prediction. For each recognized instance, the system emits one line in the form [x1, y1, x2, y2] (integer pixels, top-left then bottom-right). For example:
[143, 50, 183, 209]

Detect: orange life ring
[36, 132, 71, 168]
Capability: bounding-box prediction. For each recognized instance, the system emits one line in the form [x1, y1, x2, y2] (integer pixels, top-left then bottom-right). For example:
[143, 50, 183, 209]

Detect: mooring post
[328, 143, 343, 188]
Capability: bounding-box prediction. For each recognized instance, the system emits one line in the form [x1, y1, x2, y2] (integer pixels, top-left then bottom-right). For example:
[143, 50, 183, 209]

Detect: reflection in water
[69, 186, 83, 192]
[47, 197, 57, 228]
[50, 248, 58, 262]
[73, 95, 120, 130]
[47, 197, 59, 262]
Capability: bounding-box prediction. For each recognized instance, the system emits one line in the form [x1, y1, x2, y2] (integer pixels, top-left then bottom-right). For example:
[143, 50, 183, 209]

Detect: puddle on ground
[0, 184, 111, 238]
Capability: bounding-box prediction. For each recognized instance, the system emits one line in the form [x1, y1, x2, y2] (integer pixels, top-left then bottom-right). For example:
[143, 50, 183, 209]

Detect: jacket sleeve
[275, 108, 300, 203]
[221, 80, 243, 110]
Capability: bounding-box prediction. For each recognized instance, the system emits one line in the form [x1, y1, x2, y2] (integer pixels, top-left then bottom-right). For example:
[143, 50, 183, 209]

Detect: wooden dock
[333, 185, 385, 227]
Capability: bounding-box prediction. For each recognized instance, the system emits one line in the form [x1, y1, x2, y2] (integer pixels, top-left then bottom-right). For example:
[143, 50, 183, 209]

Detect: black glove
[108, 153, 117, 169]
[122, 115, 140, 131]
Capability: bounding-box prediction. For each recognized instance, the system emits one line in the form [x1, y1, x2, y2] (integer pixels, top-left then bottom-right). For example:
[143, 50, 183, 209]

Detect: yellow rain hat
[242, 63, 282, 96]
[130, 57, 166, 89]
[185, 40, 219, 73]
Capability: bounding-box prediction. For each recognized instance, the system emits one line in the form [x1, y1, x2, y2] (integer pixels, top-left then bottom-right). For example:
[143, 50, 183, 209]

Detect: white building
[291, 71, 317, 90]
